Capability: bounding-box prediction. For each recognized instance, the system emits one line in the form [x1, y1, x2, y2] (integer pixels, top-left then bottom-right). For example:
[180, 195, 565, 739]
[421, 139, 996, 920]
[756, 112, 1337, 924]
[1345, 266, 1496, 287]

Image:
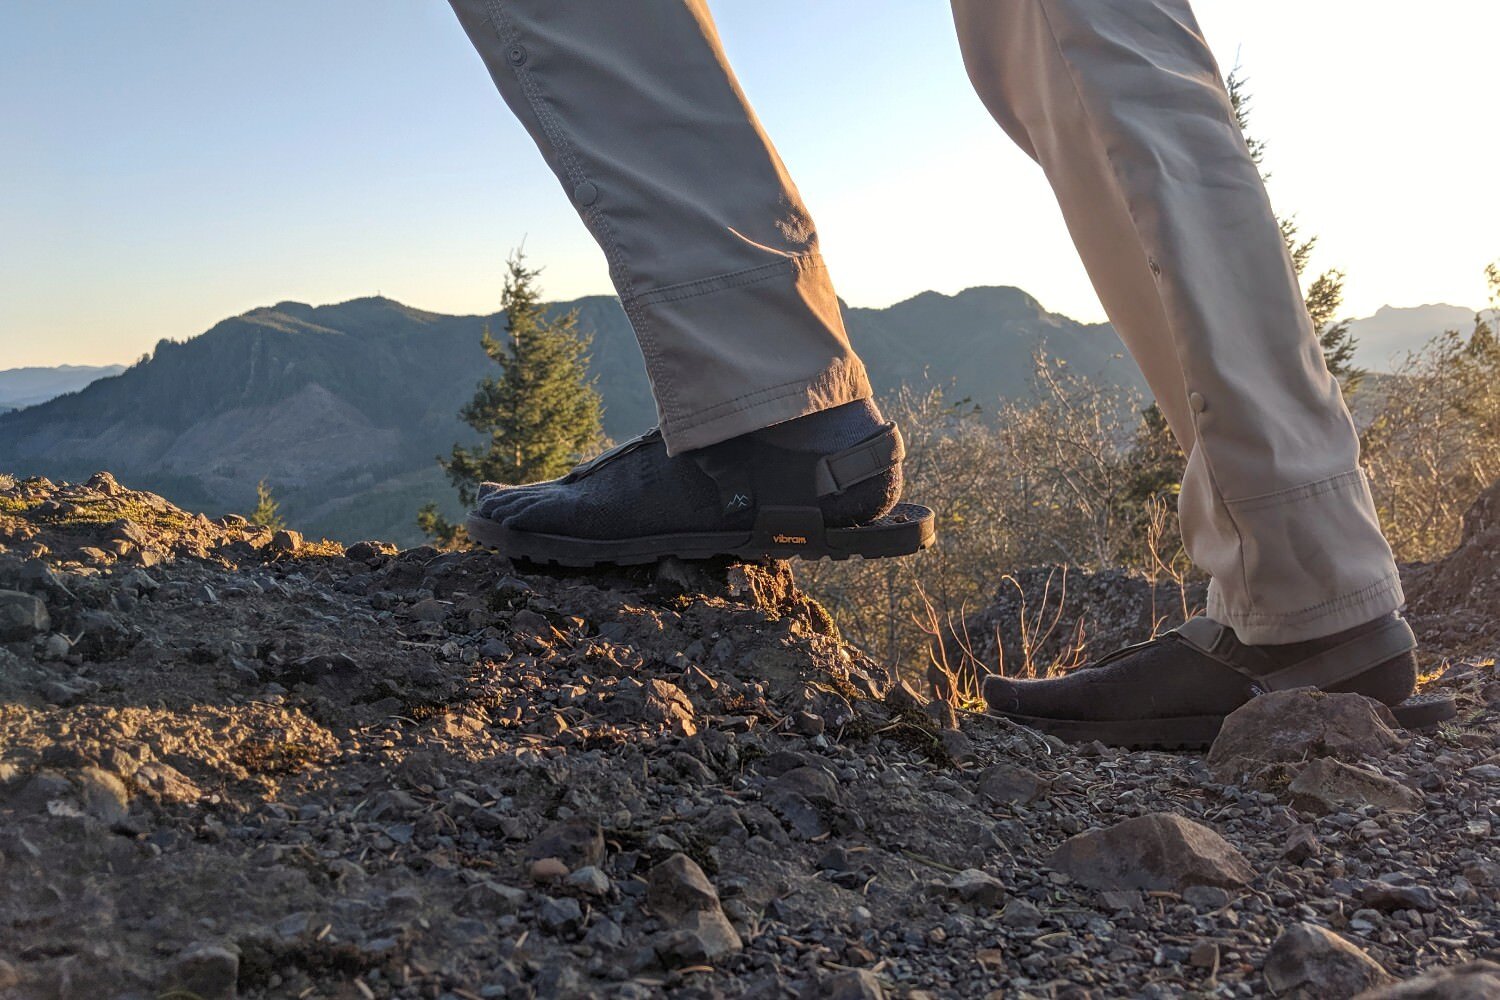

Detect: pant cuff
[1200, 468, 1405, 644]
[1209, 571, 1404, 645]
[624, 253, 872, 454]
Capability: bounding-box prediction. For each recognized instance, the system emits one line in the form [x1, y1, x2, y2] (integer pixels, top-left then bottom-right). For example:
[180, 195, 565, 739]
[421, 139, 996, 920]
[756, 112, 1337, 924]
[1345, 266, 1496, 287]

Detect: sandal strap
[1171, 615, 1416, 691]
[814, 423, 905, 497]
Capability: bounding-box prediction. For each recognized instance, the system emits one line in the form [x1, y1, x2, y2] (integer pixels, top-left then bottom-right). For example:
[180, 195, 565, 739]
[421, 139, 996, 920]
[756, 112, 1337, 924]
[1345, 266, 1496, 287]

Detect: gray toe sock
[473, 399, 894, 541]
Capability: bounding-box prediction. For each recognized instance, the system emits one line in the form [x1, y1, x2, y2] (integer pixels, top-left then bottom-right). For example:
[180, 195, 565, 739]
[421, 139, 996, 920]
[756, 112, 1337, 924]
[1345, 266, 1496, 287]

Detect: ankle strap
[814, 423, 904, 497]
[1172, 615, 1416, 691]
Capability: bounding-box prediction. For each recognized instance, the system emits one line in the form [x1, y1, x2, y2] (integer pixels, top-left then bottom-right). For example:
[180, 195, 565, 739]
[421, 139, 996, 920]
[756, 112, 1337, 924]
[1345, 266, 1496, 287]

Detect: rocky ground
[0, 472, 1495, 1000]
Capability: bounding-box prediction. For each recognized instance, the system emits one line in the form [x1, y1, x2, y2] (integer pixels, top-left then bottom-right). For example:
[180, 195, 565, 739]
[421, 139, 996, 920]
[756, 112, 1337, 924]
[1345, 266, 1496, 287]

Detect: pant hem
[1210, 571, 1405, 645]
[658, 360, 871, 454]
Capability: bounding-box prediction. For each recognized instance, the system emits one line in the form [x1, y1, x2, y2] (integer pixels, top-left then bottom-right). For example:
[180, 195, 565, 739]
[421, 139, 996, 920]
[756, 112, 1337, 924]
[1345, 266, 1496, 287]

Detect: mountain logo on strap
[726, 493, 751, 510]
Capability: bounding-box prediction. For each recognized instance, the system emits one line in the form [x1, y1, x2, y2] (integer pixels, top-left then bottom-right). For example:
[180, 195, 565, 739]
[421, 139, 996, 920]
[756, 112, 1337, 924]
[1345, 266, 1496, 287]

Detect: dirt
[0, 472, 1495, 999]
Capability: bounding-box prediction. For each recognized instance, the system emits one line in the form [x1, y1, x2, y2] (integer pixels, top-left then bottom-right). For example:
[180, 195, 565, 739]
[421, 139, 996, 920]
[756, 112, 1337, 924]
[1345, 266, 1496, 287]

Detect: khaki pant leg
[950, 0, 1402, 643]
[447, 0, 871, 454]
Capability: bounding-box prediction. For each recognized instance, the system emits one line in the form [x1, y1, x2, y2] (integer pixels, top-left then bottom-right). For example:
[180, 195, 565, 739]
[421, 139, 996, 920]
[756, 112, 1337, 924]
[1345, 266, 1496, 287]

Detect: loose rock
[1209, 690, 1405, 782]
[1288, 758, 1424, 814]
[1048, 812, 1254, 891]
[1264, 923, 1392, 999]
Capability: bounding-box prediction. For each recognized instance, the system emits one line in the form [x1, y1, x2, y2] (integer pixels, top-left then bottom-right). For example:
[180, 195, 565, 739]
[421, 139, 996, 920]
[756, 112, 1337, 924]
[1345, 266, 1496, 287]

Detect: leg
[952, 0, 1451, 745]
[448, 0, 868, 455]
[447, 0, 932, 564]
[951, 0, 1399, 644]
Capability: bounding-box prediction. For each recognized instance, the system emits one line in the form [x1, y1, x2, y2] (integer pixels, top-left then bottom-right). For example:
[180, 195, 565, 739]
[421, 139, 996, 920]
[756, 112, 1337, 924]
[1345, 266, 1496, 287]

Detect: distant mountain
[1347, 304, 1492, 372]
[0, 288, 1142, 545]
[0, 364, 126, 411]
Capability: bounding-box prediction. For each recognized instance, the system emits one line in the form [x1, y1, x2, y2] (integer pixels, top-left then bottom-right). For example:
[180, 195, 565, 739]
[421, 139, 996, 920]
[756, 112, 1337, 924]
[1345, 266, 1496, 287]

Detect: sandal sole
[989, 691, 1458, 751]
[466, 501, 936, 567]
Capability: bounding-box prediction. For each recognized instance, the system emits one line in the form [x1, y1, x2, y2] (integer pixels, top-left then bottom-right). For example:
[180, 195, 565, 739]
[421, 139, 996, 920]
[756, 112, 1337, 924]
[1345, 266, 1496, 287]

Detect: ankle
[750, 398, 885, 453]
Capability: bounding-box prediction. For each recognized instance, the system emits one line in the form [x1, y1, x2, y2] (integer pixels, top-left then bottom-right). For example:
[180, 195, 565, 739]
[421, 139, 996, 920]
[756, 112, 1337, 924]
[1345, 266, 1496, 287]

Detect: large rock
[1264, 922, 1392, 998]
[647, 853, 722, 922]
[1288, 758, 1423, 814]
[525, 817, 605, 870]
[977, 763, 1047, 804]
[647, 853, 742, 963]
[1047, 812, 1254, 892]
[1353, 960, 1500, 999]
[1209, 690, 1405, 782]
[0, 590, 49, 641]
[77, 767, 130, 825]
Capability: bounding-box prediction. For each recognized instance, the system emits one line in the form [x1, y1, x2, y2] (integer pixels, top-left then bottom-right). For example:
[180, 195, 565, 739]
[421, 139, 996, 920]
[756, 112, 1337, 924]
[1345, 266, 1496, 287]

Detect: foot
[982, 612, 1454, 749]
[466, 399, 935, 565]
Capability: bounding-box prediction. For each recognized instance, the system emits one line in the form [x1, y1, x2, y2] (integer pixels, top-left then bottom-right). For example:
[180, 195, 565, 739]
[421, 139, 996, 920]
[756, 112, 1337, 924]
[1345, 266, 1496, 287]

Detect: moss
[288, 539, 346, 559]
[0, 496, 32, 515]
[43, 497, 191, 530]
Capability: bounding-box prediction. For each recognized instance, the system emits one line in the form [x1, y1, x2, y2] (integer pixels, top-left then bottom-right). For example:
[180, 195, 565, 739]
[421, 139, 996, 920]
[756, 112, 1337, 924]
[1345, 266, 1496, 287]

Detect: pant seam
[1221, 468, 1365, 512]
[484, 0, 679, 415]
[1030, 0, 1254, 606]
[633, 254, 822, 307]
[1212, 570, 1402, 625]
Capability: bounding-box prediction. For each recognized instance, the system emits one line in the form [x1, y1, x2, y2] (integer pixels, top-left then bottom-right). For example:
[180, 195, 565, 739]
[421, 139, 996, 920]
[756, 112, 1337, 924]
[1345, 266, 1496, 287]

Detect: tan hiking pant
[448, 0, 1403, 644]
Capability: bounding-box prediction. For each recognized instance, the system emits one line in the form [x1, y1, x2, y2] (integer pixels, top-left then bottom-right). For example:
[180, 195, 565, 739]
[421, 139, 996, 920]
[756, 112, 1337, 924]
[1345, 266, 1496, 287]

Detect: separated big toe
[982, 674, 1022, 713]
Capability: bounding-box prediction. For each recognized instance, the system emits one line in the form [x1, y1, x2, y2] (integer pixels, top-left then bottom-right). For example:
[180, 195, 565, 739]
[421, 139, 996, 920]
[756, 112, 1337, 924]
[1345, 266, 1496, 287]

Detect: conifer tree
[420, 250, 604, 545]
[248, 479, 286, 531]
[1228, 70, 1365, 391]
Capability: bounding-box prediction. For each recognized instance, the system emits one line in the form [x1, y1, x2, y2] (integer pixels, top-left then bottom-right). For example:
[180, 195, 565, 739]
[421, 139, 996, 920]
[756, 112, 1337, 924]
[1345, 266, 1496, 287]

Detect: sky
[2, 1, 1496, 369]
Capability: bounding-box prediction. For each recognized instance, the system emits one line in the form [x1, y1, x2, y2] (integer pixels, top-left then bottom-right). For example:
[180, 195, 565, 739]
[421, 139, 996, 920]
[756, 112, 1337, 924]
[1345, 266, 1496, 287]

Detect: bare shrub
[801, 354, 1175, 679]
[1362, 314, 1500, 562]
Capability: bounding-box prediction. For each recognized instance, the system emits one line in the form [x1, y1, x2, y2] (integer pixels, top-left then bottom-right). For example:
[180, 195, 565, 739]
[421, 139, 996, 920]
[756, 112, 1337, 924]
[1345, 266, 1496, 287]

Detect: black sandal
[466, 423, 935, 567]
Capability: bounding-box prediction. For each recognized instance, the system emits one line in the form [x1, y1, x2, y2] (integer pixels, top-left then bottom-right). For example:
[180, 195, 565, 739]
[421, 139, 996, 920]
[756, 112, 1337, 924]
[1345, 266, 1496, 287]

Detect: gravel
[0, 472, 1494, 998]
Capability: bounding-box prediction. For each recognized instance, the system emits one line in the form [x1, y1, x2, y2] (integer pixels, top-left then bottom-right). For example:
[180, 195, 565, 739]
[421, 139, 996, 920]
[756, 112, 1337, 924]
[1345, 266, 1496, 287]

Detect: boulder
[0, 590, 49, 641]
[1047, 812, 1254, 892]
[1209, 689, 1404, 782]
[77, 767, 129, 825]
[946, 868, 1005, 907]
[1287, 759, 1423, 814]
[977, 763, 1047, 804]
[647, 853, 742, 963]
[647, 853, 722, 922]
[1352, 960, 1500, 999]
[526, 817, 605, 870]
[823, 969, 886, 1000]
[1264, 922, 1391, 998]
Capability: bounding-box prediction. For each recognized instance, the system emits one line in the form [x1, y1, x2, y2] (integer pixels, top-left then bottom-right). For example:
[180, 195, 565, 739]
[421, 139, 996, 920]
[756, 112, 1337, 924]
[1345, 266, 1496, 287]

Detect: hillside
[0, 363, 125, 411]
[0, 289, 1142, 545]
[1348, 304, 1496, 373]
[0, 473, 1493, 998]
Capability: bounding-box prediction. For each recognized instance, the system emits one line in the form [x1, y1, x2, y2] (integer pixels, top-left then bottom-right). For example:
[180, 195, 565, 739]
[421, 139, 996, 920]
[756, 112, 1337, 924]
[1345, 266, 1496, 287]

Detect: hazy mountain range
[1, 291, 1486, 545]
[0, 364, 126, 413]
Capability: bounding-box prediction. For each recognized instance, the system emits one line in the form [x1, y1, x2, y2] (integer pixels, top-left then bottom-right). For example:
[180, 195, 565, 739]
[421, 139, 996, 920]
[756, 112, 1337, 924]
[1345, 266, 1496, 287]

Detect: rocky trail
[0, 473, 1495, 999]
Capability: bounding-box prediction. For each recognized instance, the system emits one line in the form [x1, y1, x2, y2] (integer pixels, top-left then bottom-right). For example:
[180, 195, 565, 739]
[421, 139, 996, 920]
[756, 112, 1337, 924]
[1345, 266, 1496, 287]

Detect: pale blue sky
[2, 1, 1495, 368]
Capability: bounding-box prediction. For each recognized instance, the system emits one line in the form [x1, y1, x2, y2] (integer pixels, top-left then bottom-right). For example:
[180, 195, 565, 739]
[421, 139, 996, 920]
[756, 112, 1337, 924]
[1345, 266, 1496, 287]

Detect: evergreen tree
[1227, 70, 1365, 391]
[420, 250, 604, 545]
[248, 479, 286, 531]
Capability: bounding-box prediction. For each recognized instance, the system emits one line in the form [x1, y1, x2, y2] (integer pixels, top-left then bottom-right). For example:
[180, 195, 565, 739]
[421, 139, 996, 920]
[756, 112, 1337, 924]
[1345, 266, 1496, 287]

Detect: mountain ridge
[0, 287, 1140, 544]
[5, 288, 1483, 545]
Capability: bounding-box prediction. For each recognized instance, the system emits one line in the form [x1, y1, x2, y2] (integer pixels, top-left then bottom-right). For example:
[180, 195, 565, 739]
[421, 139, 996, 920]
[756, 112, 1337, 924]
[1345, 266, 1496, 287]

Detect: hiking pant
[447, 0, 1403, 644]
